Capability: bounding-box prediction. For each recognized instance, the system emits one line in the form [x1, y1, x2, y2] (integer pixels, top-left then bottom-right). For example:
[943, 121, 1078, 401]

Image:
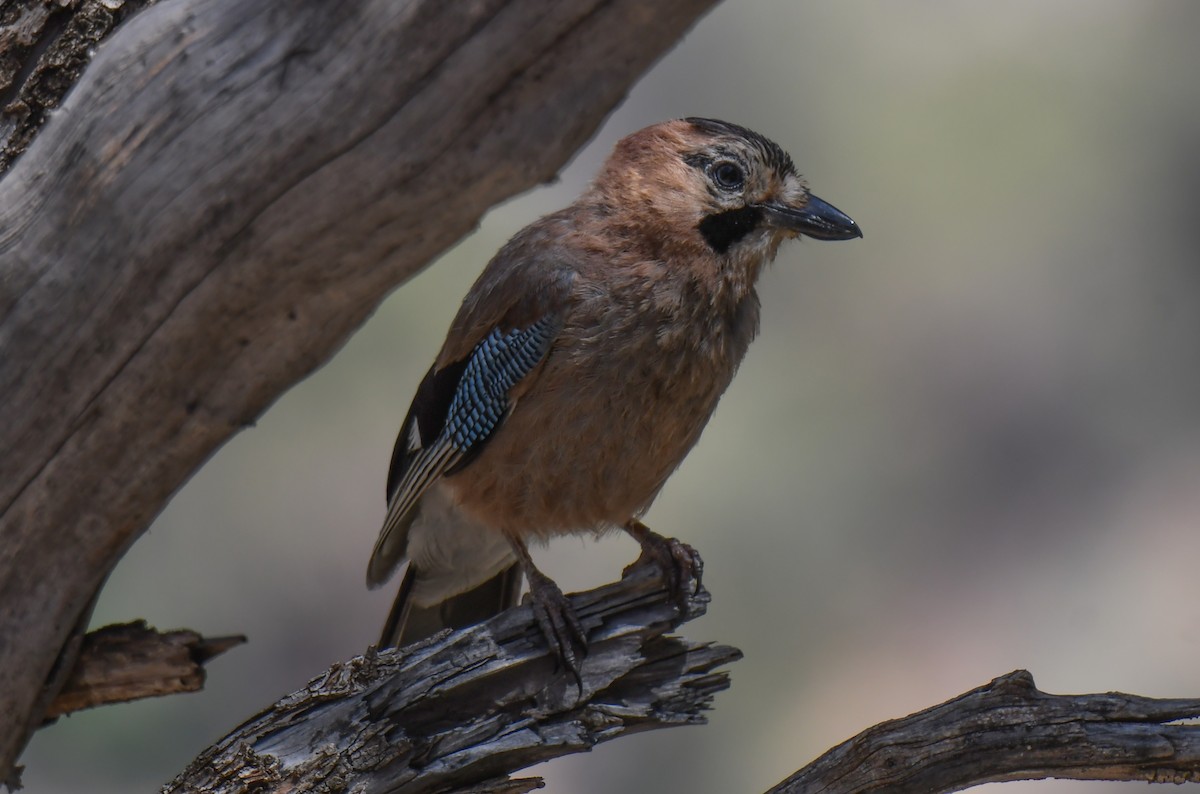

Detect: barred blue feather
[367, 316, 559, 588]
[444, 320, 557, 453]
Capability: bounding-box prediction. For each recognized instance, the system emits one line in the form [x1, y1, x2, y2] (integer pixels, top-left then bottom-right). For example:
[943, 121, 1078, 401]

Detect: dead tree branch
[164, 561, 738, 794]
[45, 621, 244, 720]
[158, 572, 1200, 794]
[0, 0, 718, 777]
[769, 670, 1200, 792]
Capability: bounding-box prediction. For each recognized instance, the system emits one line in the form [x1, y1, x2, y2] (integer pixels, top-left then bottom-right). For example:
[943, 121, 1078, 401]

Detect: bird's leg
[508, 535, 587, 685]
[622, 519, 703, 607]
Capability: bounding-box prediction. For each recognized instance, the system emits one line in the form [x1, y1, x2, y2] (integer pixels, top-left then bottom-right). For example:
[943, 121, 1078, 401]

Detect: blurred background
[23, 1, 1200, 792]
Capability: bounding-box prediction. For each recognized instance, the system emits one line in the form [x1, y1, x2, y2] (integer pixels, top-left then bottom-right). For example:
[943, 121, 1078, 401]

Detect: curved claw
[622, 520, 703, 609]
[525, 567, 588, 689]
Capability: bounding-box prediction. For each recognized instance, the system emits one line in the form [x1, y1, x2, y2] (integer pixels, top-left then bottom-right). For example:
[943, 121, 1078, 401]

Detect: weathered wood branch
[0, 0, 719, 776]
[156, 562, 1200, 794]
[770, 670, 1200, 792]
[45, 621, 244, 720]
[164, 561, 738, 794]
[0, 0, 158, 172]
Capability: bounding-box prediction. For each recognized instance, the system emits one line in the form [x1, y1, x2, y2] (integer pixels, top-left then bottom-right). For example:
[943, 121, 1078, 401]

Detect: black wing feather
[386, 358, 468, 502]
[372, 317, 560, 589]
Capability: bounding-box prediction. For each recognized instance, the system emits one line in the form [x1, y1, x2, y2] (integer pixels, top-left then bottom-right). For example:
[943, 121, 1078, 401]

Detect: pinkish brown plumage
[367, 118, 861, 670]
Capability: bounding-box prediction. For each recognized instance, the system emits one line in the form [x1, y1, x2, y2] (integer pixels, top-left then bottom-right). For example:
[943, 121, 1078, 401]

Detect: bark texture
[0, 0, 719, 777]
[0, 0, 158, 171]
[45, 621, 244, 719]
[164, 563, 737, 794]
[770, 670, 1200, 792]
[157, 588, 1200, 794]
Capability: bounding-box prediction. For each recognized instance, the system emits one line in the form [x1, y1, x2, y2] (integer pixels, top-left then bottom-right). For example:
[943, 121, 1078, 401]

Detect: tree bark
[164, 562, 738, 794]
[153, 574, 1200, 794]
[770, 670, 1200, 792]
[0, 0, 159, 172]
[0, 0, 718, 778]
[45, 621, 244, 720]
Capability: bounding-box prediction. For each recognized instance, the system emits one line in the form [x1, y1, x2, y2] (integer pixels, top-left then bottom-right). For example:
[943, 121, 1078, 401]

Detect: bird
[367, 117, 861, 673]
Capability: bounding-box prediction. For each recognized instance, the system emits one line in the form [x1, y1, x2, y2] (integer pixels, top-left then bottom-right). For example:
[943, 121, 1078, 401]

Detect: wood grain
[0, 0, 159, 171]
[45, 621, 244, 719]
[163, 561, 738, 794]
[769, 670, 1200, 792]
[0, 0, 718, 776]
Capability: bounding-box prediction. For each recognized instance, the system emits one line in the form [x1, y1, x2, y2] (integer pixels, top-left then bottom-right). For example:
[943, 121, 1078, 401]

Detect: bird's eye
[711, 161, 745, 191]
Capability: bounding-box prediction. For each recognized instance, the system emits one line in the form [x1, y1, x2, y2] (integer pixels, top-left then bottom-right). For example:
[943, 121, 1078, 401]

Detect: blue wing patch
[369, 316, 559, 587]
[443, 318, 558, 455]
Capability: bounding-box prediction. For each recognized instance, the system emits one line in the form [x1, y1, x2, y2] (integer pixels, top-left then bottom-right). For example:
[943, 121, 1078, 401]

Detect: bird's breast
[445, 274, 760, 538]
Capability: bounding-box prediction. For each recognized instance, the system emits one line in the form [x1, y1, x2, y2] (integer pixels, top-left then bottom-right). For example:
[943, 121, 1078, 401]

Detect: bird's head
[591, 118, 861, 270]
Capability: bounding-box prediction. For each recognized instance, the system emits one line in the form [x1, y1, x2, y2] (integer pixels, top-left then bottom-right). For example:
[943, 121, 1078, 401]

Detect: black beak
[761, 194, 862, 241]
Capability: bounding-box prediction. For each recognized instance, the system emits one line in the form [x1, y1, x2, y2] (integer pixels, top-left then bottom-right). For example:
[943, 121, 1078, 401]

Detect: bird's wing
[366, 315, 560, 587]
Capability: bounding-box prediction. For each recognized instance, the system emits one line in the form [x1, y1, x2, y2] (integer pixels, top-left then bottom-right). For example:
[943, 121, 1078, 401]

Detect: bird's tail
[379, 563, 524, 648]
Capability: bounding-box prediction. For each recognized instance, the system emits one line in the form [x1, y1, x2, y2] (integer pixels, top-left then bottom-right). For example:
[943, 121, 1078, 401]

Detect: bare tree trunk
[0, 0, 719, 778]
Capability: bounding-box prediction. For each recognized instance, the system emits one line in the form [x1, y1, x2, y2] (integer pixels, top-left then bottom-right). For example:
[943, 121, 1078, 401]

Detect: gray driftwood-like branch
[164, 562, 738, 794]
[156, 559, 1200, 794]
[770, 670, 1200, 793]
[0, 0, 719, 778]
[45, 621, 245, 720]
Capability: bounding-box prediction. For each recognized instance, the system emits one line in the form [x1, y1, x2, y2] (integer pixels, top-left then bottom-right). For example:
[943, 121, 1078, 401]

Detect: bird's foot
[622, 519, 703, 610]
[523, 567, 588, 688]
